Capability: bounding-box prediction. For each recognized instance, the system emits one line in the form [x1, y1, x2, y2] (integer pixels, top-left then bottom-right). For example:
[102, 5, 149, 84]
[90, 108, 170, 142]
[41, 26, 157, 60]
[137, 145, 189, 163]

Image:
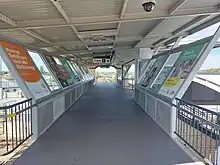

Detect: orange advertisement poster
[0, 41, 41, 82]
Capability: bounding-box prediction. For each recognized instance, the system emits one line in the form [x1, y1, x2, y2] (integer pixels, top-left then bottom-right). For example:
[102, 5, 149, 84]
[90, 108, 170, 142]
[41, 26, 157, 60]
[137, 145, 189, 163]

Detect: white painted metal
[0, 0, 219, 67]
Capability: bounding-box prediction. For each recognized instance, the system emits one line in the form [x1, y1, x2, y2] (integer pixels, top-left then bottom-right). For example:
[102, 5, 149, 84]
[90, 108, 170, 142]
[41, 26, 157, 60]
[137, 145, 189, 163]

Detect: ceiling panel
[147, 17, 196, 38]
[0, 29, 44, 45]
[181, 0, 220, 9]
[77, 23, 118, 32]
[0, 20, 14, 29]
[115, 41, 137, 48]
[118, 20, 159, 37]
[0, 0, 61, 21]
[33, 27, 79, 42]
[125, 0, 178, 14]
[60, 0, 123, 18]
[63, 44, 87, 51]
[136, 38, 160, 47]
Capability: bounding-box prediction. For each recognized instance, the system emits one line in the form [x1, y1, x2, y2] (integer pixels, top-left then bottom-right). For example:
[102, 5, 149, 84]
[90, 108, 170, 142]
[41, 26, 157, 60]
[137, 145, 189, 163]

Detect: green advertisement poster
[158, 42, 207, 98]
[60, 58, 78, 84]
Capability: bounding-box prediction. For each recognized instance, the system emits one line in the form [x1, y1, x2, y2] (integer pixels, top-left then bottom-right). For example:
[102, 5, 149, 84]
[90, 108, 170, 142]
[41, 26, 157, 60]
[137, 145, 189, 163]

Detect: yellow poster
[164, 77, 181, 87]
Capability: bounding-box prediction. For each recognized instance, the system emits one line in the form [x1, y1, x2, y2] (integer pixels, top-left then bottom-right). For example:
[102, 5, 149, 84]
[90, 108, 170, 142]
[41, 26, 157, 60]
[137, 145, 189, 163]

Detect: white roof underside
[0, 0, 219, 68]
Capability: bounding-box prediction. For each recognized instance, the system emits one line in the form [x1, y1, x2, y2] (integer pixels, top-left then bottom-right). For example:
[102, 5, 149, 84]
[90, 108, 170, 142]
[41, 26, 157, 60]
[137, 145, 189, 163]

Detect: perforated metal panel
[156, 100, 172, 134]
[38, 101, 53, 135]
[53, 96, 65, 120]
[147, 95, 156, 119]
[135, 88, 139, 103]
[72, 89, 76, 103]
[139, 91, 145, 109]
[65, 92, 71, 109]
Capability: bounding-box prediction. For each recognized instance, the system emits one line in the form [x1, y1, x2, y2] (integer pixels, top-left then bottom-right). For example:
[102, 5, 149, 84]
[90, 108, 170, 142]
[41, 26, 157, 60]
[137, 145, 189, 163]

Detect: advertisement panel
[151, 51, 182, 92]
[140, 59, 157, 86]
[141, 55, 168, 87]
[45, 56, 70, 88]
[0, 41, 50, 99]
[59, 57, 78, 84]
[158, 42, 207, 98]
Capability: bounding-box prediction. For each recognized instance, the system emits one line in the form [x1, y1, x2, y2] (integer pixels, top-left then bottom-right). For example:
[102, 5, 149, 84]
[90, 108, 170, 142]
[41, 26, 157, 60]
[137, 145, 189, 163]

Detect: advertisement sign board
[45, 56, 70, 88]
[0, 41, 50, 99]
[151, 51, 182, 92]
[158, 42, 207, 98]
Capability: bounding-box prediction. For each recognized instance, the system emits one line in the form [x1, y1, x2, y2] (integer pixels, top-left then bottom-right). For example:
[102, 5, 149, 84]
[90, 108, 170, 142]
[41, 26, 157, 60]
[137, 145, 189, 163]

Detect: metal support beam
[50, 0, 93, 56]
[136, 0, 188, 47]
[136, 0, 209, 46]
[0, 7, 220, 32]
[153, 15, 213, 46]
[123, 65, 131, 78]
[168, 0, 188, 15]
[22, 29, 53, 45]
[0, 13, 17, 26]
[112, 0, 129, 49]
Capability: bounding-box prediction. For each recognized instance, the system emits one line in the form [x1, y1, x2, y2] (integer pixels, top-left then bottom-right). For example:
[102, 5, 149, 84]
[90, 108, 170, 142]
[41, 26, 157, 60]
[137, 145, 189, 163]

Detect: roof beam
[1, 7, 220, 32]
[22, 29, 53, 45]
[0, 13, 56, 47]
[172, 15, 211, 35]
[0, 11, 88, 64]
[169, 0, 188, 15]
[135, 0, 188, 47]
[50, 0, 93, 56]
[112, 0, 129, 57]
[153, 15, 217, 46]
[0, 13, 17, 26]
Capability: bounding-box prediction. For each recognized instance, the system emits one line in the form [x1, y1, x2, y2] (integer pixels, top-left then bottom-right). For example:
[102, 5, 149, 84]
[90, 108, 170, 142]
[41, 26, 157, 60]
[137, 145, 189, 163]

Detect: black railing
[0, 99, 33, 156]
[175, 98, 220, 164]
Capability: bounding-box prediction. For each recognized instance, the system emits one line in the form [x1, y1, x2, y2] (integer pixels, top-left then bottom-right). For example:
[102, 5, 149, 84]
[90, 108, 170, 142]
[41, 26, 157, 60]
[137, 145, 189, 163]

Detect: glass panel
[0, 57, 26, 102]
[28, 51, 60, 91]
[139, 59, 157, 85]
[67, 60, 80, 82]
[150, 51, 182, 92]
[140, 55, 168, 88]
[59, 57, 78, 84]
[70, 62, 83, 80]
[179, 22, 220, 45]
[197, 47, 220, 86]
[45, 56, 70, 88]
[158, 41, 207, 98]
[74, 64, 86, 80]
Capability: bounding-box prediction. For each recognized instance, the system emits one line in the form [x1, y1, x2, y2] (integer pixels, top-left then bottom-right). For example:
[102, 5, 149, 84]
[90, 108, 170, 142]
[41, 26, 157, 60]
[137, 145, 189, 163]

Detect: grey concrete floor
[13, 83, 194, 165]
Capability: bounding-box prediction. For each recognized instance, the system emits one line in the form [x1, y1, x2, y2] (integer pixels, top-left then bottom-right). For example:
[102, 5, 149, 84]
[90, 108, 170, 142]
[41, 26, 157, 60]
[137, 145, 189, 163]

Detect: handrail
[176, 98, 220, 116]
[0, 98, 33, 156]
[195, 76, 220, 88]
[175, 98, 220, 164]
[0, 98, 33, 110]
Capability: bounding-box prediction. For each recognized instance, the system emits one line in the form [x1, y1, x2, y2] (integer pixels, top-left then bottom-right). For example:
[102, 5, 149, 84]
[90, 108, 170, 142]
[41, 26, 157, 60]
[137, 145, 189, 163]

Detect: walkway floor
[14, 83, 194, 165]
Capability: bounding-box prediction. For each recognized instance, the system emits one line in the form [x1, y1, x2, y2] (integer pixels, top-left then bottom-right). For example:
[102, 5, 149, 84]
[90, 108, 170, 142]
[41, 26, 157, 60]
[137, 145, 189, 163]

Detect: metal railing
[195, 76, 220, 88]
[175, 98, 220, 164]
[122, 78, 135, 90]
[0, 99, 33, 156]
